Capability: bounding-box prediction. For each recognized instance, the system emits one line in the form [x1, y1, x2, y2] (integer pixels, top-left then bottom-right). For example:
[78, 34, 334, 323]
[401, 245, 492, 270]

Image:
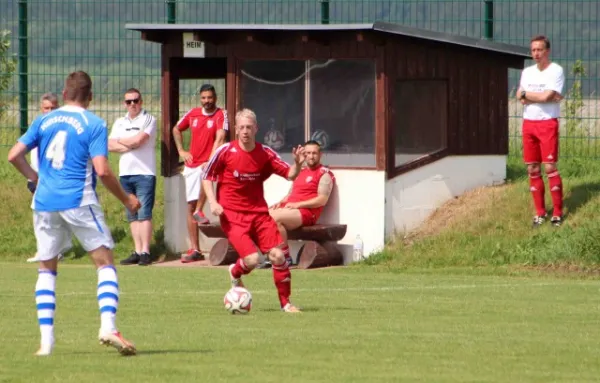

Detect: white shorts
[182, 165, 204, 203]
[33, 204, 115, 261]
[30, 147, 39, 172]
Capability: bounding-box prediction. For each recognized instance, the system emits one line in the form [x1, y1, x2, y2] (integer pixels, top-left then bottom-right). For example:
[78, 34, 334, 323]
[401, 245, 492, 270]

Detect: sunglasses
[125, 98, 140, 105]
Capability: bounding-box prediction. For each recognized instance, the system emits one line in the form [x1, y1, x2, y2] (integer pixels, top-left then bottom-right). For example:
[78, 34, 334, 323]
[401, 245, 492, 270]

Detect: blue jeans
[119, 175, 156, 222]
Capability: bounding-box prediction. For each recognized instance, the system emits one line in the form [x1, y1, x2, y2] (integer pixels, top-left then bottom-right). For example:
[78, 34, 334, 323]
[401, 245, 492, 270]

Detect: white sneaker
[98, 330, 136, 356]
[282, 302, 302, 313]
[228, 264, 244, 288]
[26, 253, 64, 263]
[34, 343, 53, 356]
[26, 254, 40, 263]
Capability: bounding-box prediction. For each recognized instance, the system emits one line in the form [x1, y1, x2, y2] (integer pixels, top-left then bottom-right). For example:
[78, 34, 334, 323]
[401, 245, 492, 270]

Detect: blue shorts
[120, 175, 156, 222]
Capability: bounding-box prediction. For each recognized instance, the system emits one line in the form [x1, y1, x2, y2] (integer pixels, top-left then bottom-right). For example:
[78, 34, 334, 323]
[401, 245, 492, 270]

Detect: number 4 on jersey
[45, 130, 68, 170]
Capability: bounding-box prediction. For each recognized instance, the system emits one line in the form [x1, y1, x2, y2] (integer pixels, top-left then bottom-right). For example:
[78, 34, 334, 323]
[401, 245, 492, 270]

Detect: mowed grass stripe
[1, 266, 599, 383]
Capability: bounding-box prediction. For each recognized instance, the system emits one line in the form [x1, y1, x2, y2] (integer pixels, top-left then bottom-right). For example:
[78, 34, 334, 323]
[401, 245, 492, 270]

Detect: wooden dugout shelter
[125, 21, 530, 262]
[125, 21, 530, 178]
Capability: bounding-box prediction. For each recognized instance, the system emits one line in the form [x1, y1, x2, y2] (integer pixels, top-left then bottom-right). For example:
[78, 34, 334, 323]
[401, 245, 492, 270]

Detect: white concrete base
[162, 155, 507, 265]
[163, 174, 189, 255]
[384, 155, 507, 239]
[263, 170, 386, 265]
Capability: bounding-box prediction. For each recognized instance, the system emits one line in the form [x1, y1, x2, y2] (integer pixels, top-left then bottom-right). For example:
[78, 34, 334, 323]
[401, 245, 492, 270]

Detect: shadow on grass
[64, 225, 167, 261]
[564, 181, 600, 218]
[150, 226, 166, 258]
[65, 349, 213, 356]
[505, 160, 527, 182]
[137, 349, 213, 355]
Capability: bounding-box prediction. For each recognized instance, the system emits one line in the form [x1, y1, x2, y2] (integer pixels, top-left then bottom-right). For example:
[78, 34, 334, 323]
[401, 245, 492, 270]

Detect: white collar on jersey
[125, 109, 147, 121]
[60, 105, 86, 112]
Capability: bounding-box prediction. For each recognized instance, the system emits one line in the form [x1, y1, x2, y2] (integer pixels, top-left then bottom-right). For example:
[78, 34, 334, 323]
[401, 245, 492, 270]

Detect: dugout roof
[125, 21, 530, 59]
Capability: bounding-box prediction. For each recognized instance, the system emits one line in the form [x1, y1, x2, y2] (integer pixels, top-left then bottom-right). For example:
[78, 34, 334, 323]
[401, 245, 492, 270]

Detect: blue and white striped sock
[97, 266, 119, 333]
[35, 270, 57, 346]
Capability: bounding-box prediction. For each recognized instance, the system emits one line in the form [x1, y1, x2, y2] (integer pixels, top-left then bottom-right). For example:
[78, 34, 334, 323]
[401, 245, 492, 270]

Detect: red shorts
[280, 202, 319, 226]
[522, 119, 559, 164]
[219, 210, 283, 258]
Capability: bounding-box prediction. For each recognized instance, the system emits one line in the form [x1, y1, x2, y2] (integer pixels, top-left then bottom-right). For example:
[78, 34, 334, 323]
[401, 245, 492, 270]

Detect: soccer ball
[223, 287, 253, 315]
[310, 130, 329, 149]
[264, 129, 285, 150]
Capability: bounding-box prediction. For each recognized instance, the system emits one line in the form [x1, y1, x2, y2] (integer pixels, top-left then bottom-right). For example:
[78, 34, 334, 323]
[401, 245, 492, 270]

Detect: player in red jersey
[172, 84, 228, 262]
[268, 140, 335, 266]
[202, 108, 304, 313]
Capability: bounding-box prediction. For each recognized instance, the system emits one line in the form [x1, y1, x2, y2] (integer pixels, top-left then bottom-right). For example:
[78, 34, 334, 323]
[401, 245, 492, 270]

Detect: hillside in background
[0, 0, 598, 99]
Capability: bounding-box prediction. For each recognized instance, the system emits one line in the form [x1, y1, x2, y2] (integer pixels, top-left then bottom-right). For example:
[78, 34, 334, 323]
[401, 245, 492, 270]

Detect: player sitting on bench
[264, 140, 335, 268]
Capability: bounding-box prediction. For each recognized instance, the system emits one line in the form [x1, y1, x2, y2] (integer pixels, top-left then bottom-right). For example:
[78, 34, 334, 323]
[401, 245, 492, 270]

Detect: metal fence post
[321, 0, 330, 25]
[167, 0, 176, 24]
[484, 0, 494, 40]
[18, 0, 28, 134]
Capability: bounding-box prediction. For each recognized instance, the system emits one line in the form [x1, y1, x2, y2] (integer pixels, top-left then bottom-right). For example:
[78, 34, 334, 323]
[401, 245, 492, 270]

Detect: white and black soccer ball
[310, 130, 329, 149]
[223, 287, 253, 315]
[264, 130, 285, 150]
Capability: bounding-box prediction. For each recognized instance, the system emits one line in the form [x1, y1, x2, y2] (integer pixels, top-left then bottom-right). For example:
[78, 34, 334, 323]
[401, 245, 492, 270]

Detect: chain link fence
[1, 0, 598, 157]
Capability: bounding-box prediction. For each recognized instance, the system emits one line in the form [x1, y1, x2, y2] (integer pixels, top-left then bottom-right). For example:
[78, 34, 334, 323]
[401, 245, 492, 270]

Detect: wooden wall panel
[390, 35, 515, 157]
[375, 44, 387, 171]
[467, 55, 481, 153]
[161, 40, 181, 177]
[495, 66, 509, 155]
[477, 60, 491, 154]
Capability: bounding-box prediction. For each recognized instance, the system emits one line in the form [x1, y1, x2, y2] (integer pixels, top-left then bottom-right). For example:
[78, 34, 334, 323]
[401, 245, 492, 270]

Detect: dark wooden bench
[198, 223, 348, 269]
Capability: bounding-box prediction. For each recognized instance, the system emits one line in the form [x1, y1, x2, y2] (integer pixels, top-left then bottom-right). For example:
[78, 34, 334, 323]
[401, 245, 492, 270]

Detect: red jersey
[287, 165, 335, 217]
[204, 141, 290, 213]
[176, 107, 228, 168]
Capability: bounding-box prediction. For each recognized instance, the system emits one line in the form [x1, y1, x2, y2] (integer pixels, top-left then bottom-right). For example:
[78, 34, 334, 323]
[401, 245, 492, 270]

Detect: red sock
[281, 245, 292, 264]
[529, 171, 546, 216]
[272, 261, 291, 308]
[547, 171, 563, 217]
[231, 258, 251, 279]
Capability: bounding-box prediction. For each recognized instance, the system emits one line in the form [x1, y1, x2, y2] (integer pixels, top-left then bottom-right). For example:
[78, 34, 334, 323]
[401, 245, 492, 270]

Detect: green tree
[564, 60, 587, 137]
[0, 30, 17, 120]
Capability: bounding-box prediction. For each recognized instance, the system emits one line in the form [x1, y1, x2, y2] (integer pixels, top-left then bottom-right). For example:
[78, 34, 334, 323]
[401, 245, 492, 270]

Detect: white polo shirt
[520, 62, 565, 120]
[109, 110, 157, 176]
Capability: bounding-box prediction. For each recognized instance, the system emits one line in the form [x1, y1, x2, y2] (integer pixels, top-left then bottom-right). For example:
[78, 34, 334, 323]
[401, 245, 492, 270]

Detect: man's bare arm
[208, 129, 227, 161]
[202, 179, 218, 205]
[524, 90, 563, 103]
[92, 156, 130, 205]
[288, 173, 333, 209]
[515, 87, 524, 101]
[118, 131, 149, 149]
[172, 126, 185, 154]
[8, 142, 38, 182]
[108, 138, 131, 153]
[286, 162, 301, 181]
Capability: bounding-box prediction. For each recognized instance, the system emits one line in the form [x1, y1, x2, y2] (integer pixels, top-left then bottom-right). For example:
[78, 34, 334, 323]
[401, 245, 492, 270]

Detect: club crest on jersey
[305, 176, 313, 183]
[207, 120, 214, 129]
[192, 118, 198, 127]
[233, 170, 239, 178]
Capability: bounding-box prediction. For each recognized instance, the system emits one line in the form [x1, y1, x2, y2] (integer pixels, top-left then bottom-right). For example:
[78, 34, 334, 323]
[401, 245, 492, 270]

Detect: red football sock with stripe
[281, 245, 292, 265]
[529, 171, 546, 216]
[547, 170, 563, 217]
[272, 261, 291, 308]
[231, 258, 251, 279]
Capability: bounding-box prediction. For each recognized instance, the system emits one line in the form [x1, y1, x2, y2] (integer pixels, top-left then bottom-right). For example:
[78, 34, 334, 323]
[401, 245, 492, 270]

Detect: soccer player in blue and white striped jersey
[7, 71, 141, 357]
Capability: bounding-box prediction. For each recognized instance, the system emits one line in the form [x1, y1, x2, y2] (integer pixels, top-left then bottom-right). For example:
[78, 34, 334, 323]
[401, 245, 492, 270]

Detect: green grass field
[1, 265, 599, 383]
[3, 142, 600, 381]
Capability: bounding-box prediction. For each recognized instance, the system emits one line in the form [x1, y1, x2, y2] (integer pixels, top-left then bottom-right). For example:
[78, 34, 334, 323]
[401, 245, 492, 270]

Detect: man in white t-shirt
[30, 93, 60, 173]
[516, 35, 565, 227]
[109, 88, 157, 266]
[26, 93, 62, 263]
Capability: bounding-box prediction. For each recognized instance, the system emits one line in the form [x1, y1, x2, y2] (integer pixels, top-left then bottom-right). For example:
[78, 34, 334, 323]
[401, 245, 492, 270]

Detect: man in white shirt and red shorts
[516, 35, 565, 227]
